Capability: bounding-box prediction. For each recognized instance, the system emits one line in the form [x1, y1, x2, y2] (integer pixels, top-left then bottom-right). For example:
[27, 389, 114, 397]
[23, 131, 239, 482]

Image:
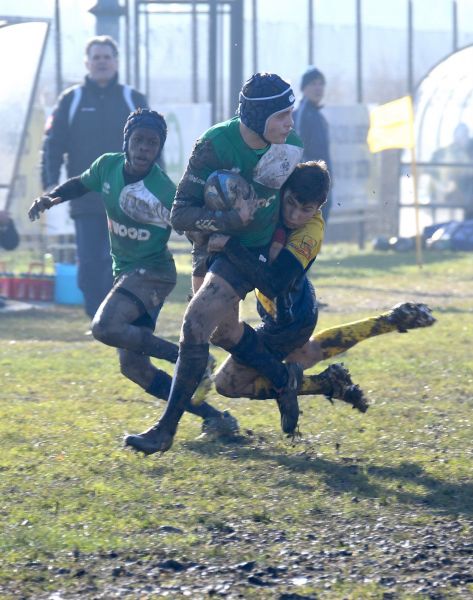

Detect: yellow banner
[367, 96, 414, 153]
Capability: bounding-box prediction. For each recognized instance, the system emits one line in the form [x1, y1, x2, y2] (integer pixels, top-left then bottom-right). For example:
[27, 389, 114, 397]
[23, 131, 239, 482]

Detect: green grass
[0, 244, 472, 599]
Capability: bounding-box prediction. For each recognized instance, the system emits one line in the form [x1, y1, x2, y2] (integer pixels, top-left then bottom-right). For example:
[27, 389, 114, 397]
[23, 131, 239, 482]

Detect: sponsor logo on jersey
[119, 182, 171, 228]
[102, 182, 111, 194]
[186, 173, 206, 186]
[289, 235, 317, 260]
[108, 218, 150, 241]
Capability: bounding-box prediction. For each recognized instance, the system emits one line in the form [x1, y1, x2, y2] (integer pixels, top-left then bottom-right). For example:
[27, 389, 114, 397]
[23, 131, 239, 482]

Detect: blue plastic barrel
[54, 263, 84, 305]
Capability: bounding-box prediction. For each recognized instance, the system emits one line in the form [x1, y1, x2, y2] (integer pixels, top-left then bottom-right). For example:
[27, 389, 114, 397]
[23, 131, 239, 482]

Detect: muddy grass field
[0, 245, 472, 599]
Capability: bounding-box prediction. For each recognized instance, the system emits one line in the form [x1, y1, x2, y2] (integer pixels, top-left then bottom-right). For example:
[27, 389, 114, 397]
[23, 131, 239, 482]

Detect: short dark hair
[300, 67, 326, 90]
[85, 35, 119, 57]
[283, 161, 331, 207]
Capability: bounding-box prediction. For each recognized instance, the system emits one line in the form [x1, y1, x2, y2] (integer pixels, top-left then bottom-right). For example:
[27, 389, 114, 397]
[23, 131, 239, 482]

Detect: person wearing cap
[125, 72, 307, 455]
[293, 67, 333, 221]
[40, 36, 149, 321]
[28, 109, 237, 435]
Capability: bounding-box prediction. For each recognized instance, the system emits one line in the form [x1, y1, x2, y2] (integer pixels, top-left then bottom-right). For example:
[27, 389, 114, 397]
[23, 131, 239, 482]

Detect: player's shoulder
[293, 210, 325, 239]
[99, 152, 123, 163]
[285, 211, 324, 266]
[91, 152, 124, 171]
[201, 116, 237, 143]
[188, 118, 239, 172]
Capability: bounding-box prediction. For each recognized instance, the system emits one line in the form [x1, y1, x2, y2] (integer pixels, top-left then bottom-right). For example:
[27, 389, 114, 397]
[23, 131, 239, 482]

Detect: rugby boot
[276, 362, 303, 435]
[315, 363, 369, 413]
[191, 353, 217, 406]
[342, 384, 369, 413]
[124, 421, 175, 455]
[386, 302, 436, 333]
[199, 410, 240, 440]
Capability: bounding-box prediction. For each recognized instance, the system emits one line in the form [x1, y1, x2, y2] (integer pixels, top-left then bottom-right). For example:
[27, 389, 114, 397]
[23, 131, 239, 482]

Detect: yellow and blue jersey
[256, 210, 324, 329]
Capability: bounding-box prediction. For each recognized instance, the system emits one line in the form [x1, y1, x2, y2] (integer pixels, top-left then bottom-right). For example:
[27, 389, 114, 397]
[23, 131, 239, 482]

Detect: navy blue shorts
[255, 306, 318, 360]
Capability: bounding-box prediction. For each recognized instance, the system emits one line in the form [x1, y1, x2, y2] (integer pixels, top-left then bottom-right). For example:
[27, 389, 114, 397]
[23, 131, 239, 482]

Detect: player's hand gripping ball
[204, 170, 254, 211]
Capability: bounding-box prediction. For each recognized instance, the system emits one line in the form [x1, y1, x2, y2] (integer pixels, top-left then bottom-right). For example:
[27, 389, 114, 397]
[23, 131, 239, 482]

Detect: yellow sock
[300, 373, 328, 395]
[311, 313, 396, 360]
[251, 373, 330, 398]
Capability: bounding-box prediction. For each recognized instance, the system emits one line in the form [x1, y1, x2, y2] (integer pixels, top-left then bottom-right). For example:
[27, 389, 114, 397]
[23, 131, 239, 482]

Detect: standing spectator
[429, 122, 473, 218]
[293, 67, 333, 221]
[0, 210, 19, 251]
[41, 35, 148, 320]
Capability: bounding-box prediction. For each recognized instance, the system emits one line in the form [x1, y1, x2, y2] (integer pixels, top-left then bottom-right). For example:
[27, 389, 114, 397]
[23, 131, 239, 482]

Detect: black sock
[185, 402, 221, 420]
[158, 342, 210, 430]
[145, 370, 172, 400]
[146, 370, 220, 420]
[229, 323, 288, 389]
[142, 334, 179, 363]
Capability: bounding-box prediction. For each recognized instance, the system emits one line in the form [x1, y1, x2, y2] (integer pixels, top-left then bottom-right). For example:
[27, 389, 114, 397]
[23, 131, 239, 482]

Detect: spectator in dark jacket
[41, 35, 148, 319]
[293, 67, 333, 222]
[0, 210, 19, 251]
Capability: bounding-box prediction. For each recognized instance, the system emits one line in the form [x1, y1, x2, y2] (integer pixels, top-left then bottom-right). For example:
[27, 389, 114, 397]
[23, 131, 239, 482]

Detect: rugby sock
[247, 372, 330, 399]
[146, 370, 172, 399]
[300, 372, 334, 395]
[158, 342, 210, 431]
[229, 323, 288, 389]
[311, 314, 397, 360]
[146, 365, 220, 420]
[141, 334, 179, 363]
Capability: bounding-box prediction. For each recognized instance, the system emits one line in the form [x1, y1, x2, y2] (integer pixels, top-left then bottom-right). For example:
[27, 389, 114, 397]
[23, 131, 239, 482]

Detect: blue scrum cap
[238, 73, 295, 137]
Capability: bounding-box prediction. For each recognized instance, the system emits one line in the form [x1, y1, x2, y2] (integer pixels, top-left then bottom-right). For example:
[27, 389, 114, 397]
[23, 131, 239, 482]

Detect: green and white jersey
[174, 116, 303, 248]
[81, 153, 176, 277]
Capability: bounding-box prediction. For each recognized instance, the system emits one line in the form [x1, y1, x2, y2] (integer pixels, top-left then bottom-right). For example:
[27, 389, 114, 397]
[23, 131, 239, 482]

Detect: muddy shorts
[113, 262, 177, 329]
[255, 307, 318, 360]
[207, 244, 270, 300]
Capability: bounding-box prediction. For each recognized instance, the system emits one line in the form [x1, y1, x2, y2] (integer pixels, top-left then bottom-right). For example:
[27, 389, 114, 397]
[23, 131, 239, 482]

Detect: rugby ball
[204, 170, 253, 211]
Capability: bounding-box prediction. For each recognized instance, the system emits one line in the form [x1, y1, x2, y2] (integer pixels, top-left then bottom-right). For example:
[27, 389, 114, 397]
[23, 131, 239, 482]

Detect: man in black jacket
[41, 35, 148, 319]
[293, 67, 333, 222]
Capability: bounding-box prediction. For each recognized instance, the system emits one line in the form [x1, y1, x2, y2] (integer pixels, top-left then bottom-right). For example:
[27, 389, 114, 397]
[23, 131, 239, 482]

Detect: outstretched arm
[28, 177, 89, 221]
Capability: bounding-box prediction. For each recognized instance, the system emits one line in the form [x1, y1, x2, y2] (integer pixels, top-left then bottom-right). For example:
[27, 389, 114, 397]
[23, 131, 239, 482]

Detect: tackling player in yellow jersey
[208, 161, 435, 417]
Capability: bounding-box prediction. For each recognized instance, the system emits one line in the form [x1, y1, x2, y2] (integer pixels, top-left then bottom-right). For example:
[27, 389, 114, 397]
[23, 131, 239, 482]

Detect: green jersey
[173, 116, 303, 247]
[81, 153, 176, 277]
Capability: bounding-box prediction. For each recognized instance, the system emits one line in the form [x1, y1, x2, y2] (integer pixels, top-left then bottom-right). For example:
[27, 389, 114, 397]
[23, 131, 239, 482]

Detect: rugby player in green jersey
[28, 109, 238, 436]
[125, 73, 309, 454]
